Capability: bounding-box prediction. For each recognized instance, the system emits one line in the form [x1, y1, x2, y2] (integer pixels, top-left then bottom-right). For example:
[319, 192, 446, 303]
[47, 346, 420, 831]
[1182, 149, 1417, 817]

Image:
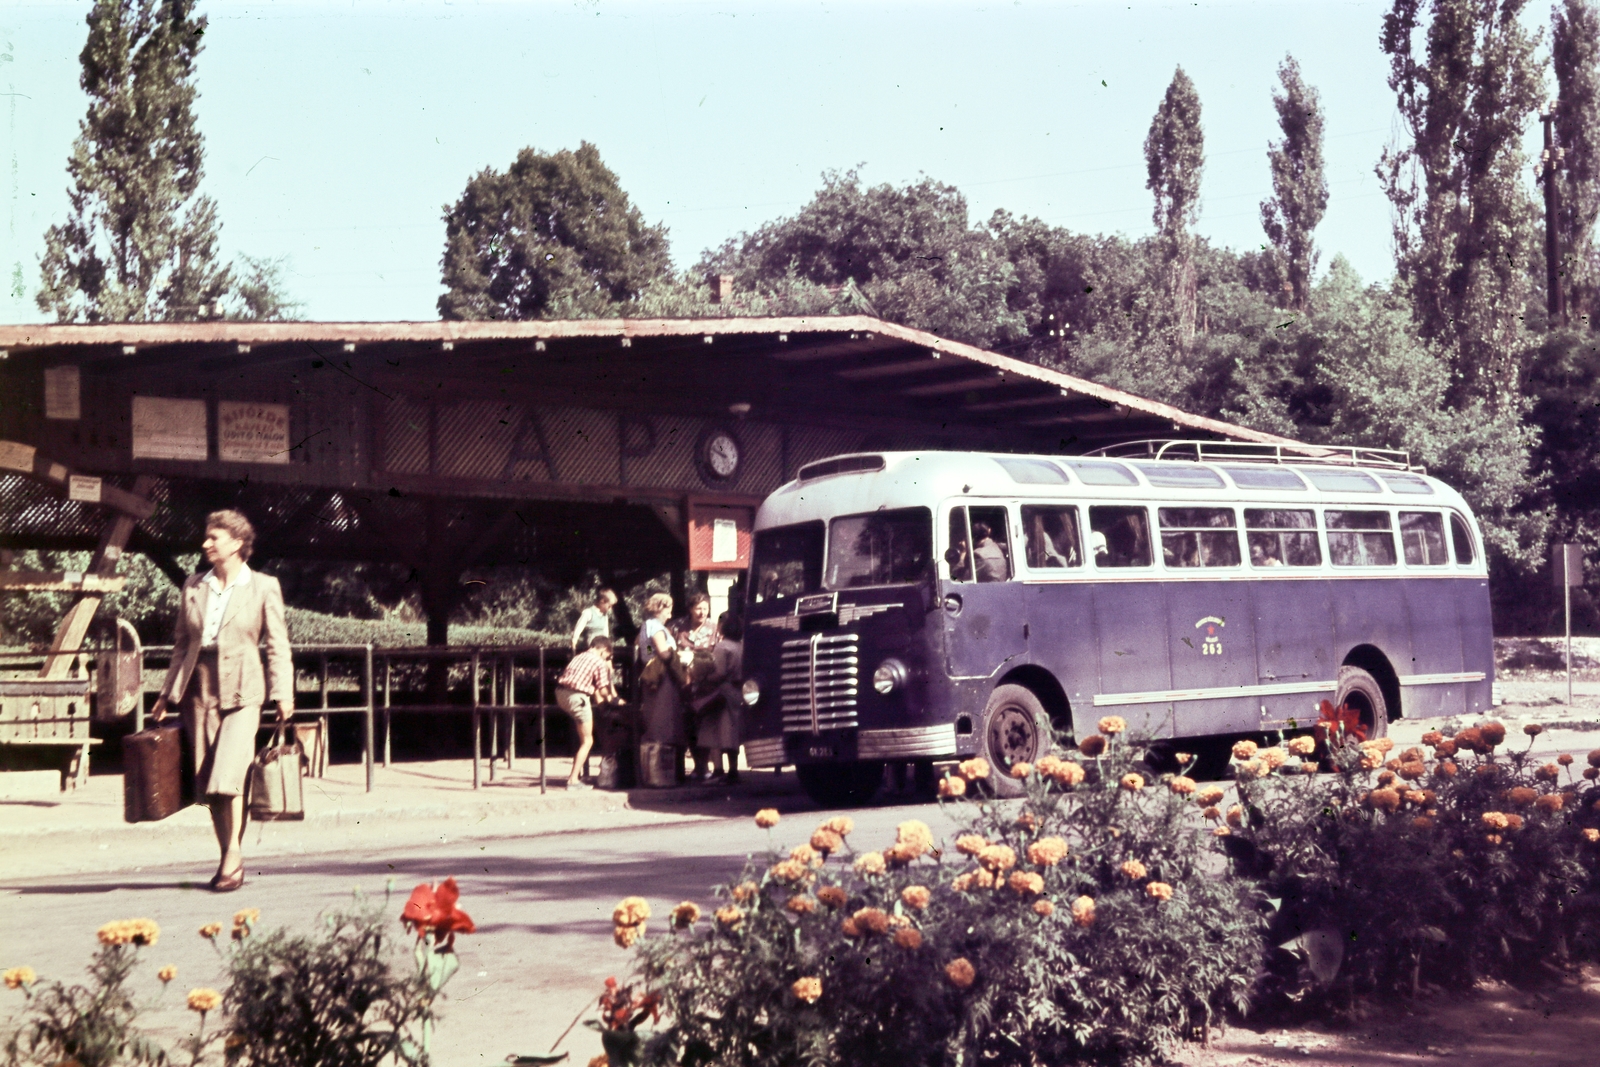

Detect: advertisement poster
[218, 401, 291, 464]
[131, 396, 208, 461]
[44, 365, 80, 420]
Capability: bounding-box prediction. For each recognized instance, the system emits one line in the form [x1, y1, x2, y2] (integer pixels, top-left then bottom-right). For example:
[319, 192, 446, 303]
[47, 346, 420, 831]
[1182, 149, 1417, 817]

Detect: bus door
[941, 504, 1027, 680]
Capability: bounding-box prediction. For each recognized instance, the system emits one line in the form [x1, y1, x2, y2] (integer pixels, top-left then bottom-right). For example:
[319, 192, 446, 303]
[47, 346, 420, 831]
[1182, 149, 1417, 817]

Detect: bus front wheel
[796, 762, 885, 808]
[979, 684, 1053, 799]
[1335, 665, 1389, 741]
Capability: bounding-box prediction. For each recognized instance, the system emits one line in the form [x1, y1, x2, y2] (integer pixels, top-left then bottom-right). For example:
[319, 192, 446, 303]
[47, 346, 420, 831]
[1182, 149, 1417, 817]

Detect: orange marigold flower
[1120, 858, 1148, 880]
[1145, 881, 1174, 902]
[186, 988, 221, 1013]
[1557, 754, 1574, 767]
[1232, 740, 1259, 760]
[613, 924, 644, 949]
[1026, 837, 1069, 867]
[1052, 760, 1087, 786]
[1485, 834, 1503, 845]
[885, 842, 922, 867]
[1505, 813, 1525, 831]
[786, 895, 817, 915]
[1479, 722, 1506, 747]
[1287, 736, 1317, 756]
[613, 898, 651, 927]
[840, 918, 860, 936]
[198, 923, 223, 940]
[1035, 754, 1064, 776]
[1399, 761, 1427, 781]
[97, 919, 161, 947]
[1015, 812, 1039, 831]
[772, 860, 813, 884]
[1481, 811, 1510, 831]
[714, 905, 745, 928]
[1422, 789, 1437, 806]
[1405, 790, 1427, 806]
[1070, 895, 1096, 927]
[854, 852, 887, 876]
[1168, 775, 1198, 796]
[810, 828, 844, 857]
[754, 808, 781, 829]
[823, 816, 855, 837]
[1097, 716, 1127, 735]
[1009, 871, 1045, 896]
[901, 885, 932, 910]
[1213, 826, 1232, 836]
[1535, 763, 1561, 781]
[1385, 757, 1403, 772]
[1120, 773, 1145, 792]
[972, 867, 997, 889]
[1031, 899, 1055, 917]
[978, 844, 1017, 872]
[1010, 761, 1034, 779]
[1201, 805, 1222, 821]
[731, 881, 760, 903]
[1583, 828, 1600, 843]
[1587, 748, 1600, 768]
[1078, 734, 1107, 757]
[939, 776, 967, 799]
[958, 758, 991, 782]
[1196, 786, 1226, 806]
[950, 873, 974, 893]
[1376, 771, 1397, 787]
[1225, 804, 1244, 827]
[1536, 793, 1565, 813]
[3, 967, 36, 990]
[672, 902, 701, 928]
[1439, 760, 1459, 777]
[1421, 731, 1444, 747]
[1508, 787, 1538, 807]
[1524, 723, 1545, 736]
[1586, 767, 1600, 781]
[1237, 760, 1266, 780]
[945, 958, 976, 989]
[1456, 728, 1486, 753]
[790, 843, 823, 867]
[791, 977, 822, 1003]
[817, 886, 848, 909]
[1434, 738, 1458, 758]
[955, 834, 989, 856]
[851, 907, 891, 935]
[1260, 748, 1288, 770]
[157, 964, 177, 983]
[1366, 788, 1401, 813]
[896, 820, 934, 855]
[1413, 816, 1435, 829]
[894, 927, 924, 950]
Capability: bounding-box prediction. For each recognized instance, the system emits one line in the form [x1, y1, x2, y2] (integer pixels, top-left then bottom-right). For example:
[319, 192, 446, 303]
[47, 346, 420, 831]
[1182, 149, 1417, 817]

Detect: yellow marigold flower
[770, 860, 811, 884]
[939, 776, 967, 798]
[950, 873, 974, 893]
[1239, 760, 1267, 780]
[1174, 752, 1194, 765]
[1145, 881, 1174, 902]
[1168, 775, 1197, 796]
[885, 842, 922, 867]
[186, 988, 222, 1013]
[851, 907, 891, 935]
[1201, 805, 1221, 821]
[1366, 788, 1401, 813]
[977, 844, 1017, 872]
[1008, 871, 1044, 896]
[1225, 804, 1244, 827]
[199, 923, 223, 940]
[945, 958, 976, 989]
[613, 924, 643, 949]
[98, 919, 160, 947]
[1078, 735, 1107, 757]
[791, 977, 822, 1004]
[1025, 837, 1069, 867]
[1120, 858, 1148, 880]
[1558, 754, 1574, 767]
[231, 909, 258, 929]
[157, 965, 177, 984]
[1120, 773, 1145, 792]
[3, 967, 36, 990]
[1070, 895, 1096, 927]
[1196, 786, 1225, 806]
[671, 902, 701, 929]
[1033, 899, 1056, 917]
[754, 808, 781, 829]
[1535, 763, 1561, 781]
[1536, 793, 1565, 813]
[1287, 736, 1317, 756]
[791, 843, 824, 868]
[896, 820, 934, 855]
[1259, 748, 1288, 770]
[817, 885, 848, 909]
[1505, 814, 1525, 831]
[1010, 761, 1033, 779]
[822, 816, 854, 836]
[1583, 828, 1600, 843]
[809, 828, 843, 857]
[894, 927, 924, 950]
[957, 758, 991, 782]
[731, 881, 760, 903]
[1232, 740, 1258, 761]
[714, 905, 744, 928]
[901, 885, 932, 910]
[1508, 787, 1537, 807]
[786, 895, 817, 915]
[1413, 816, 1435, 830]
[955, 834, 989, 856]
[613, 897, 651, 927]
[1481, 811, 1510, 831]
[854, 852, 887, 876]
[1097, 715, 1126, 735]
[1299, 761, 1318, 774]
[1052, 760, 1087, 786]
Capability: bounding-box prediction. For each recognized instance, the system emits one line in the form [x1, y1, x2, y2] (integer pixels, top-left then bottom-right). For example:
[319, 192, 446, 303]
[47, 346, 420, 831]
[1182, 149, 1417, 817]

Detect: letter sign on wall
[218, 401, 292, 464]
[131, 397, 208, 461]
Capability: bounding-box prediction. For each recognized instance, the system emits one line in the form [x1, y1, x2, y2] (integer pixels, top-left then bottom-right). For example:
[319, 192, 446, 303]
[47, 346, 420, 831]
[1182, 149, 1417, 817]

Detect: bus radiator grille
[780, 633, 860, 733]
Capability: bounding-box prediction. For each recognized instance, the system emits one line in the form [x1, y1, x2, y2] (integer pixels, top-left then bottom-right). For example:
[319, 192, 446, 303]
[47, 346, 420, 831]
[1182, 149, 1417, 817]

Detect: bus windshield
[826, 507, 933, 589]
[750, 521, 824, 603]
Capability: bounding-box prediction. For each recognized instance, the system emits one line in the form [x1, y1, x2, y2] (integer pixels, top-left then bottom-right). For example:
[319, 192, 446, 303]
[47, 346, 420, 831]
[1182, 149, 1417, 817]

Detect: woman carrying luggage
[150, 510, 293, 892]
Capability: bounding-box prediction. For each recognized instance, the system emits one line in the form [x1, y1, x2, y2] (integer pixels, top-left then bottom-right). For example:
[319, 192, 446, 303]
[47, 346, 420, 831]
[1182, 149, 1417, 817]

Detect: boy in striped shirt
[555, 636, 616, 790]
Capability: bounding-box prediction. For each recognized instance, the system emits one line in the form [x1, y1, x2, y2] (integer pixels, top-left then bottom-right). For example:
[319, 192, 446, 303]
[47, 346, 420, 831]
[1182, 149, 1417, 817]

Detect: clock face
[705, 431, 740, 478]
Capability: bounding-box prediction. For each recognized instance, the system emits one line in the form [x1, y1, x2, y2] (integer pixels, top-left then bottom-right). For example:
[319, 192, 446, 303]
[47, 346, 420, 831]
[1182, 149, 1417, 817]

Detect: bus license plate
[807, 745, 836, 758]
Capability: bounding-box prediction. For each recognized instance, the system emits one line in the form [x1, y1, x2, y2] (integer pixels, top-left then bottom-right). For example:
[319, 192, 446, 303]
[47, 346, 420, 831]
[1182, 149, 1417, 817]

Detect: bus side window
[1449, 513, 1476, 565]
[1021, 505, 1082, 568]
[1399, 512, 1448, 565]
[1326, 510, 1397, 566]
[1158, 507, 1241, 567]
[1244, 508, 1320, 567]
[946, 508, 974, 582]
[968, 505, 1013, 582]
[1089, 506, 1152, 568]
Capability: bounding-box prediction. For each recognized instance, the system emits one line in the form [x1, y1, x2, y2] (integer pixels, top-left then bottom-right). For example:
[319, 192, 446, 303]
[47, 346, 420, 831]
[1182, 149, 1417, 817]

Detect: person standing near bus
[972, 520, 1009, 582]
[692, 612, 745, 784]
[555, 635, 615, 790]
[571, 588, 617, 653]
[150, 509, 293, 893]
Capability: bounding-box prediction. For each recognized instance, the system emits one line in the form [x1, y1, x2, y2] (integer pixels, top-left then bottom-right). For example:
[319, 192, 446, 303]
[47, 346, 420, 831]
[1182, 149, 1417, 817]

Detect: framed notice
[687, 500, 755, 571]
[218, 401, 291, 464]
[44, 366, 81, 420]
[131, 396, 208, 461]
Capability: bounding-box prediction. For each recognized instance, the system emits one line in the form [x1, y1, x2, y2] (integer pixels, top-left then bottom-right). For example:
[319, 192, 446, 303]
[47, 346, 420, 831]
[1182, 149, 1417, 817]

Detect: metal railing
[1086, 439, 1418, 471]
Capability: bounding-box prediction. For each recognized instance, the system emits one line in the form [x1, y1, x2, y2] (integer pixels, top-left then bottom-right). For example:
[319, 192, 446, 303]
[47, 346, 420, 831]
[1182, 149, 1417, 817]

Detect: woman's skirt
[640, 675, 686, 746]
[181, 650, 262, 797]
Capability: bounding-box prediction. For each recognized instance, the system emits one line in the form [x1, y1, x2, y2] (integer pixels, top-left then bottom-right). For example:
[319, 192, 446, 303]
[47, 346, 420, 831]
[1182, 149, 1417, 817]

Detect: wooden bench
[0, 678, 100, 790]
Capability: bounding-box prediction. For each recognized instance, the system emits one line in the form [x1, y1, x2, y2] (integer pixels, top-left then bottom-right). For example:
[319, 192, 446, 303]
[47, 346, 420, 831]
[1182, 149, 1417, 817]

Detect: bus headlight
[741, 678, 762, 706]
[872, 658, 909, 695]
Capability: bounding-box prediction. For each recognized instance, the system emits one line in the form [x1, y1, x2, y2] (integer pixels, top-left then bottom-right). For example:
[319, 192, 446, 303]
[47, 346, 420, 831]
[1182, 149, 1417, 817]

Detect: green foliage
[4, 944, 168, 1067]
[226, 254, 304, 322]
[0, 550, 186, 647]
[37, 1, 230, 323]
[1553, 0, 1600, 320]
[438, 142, 671, 321]
[1377, 0, 1545, 403]
[1144, 67, 1205, 343]
[1260, 55, 1328, 311]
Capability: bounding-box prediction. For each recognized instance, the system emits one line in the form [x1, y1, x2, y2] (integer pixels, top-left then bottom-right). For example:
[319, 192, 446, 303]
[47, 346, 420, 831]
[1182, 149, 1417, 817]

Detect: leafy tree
[1553, 0, 1600, 322]
[437, 142, 670, 320]
[1377, 0, 1545, 403]
[227, 253, 303, 321]
[699, 169, 1026, 350]
[37, 0, 232, 323]
[1144, 67, 1206, 344]
[1260, 55, 1329, 311]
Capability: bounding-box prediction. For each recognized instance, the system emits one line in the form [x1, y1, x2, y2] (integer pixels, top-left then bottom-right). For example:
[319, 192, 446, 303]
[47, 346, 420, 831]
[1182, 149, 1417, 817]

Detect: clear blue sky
[0, 0, 1519, 325]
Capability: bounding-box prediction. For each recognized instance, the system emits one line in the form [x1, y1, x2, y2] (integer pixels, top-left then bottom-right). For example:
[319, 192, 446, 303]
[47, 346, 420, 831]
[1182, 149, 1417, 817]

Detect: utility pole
[1541, 113, 1568, 327]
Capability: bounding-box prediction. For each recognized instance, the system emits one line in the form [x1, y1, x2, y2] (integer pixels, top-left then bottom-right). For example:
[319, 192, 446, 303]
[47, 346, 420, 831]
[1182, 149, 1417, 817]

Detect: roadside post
[1554, 543, 1584, 707]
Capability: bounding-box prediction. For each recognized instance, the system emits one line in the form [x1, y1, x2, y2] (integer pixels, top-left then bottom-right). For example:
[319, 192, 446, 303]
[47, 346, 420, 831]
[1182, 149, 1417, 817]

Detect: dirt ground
[1174, 966, 1600, 1067]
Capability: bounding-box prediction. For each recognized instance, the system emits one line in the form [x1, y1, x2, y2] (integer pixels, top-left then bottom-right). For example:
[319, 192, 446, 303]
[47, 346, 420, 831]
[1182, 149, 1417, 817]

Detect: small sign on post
[1553, 543, 1584, 708]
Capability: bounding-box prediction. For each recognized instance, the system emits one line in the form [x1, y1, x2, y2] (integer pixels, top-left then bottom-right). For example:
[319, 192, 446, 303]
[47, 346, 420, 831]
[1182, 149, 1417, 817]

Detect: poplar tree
[1259, 55, 1328, 312]
[1553, 0, 1600, 321]
[1377, 0, 1544, 402]
[1144, 67, 1205, 344]
[37, 0, 232, 323]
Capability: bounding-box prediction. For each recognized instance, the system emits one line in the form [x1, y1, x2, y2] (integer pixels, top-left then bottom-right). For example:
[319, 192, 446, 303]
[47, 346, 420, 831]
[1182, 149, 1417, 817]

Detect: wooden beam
[40, 475, 155, 680]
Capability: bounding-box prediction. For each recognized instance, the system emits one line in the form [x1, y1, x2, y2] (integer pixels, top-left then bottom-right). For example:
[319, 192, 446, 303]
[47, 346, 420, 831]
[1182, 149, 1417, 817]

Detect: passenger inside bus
[1023, 506, 1081, 568]
[1250, 541, 1285, 566]
[971, 519, 1010, 582]
[1089, 506, 1152, 567]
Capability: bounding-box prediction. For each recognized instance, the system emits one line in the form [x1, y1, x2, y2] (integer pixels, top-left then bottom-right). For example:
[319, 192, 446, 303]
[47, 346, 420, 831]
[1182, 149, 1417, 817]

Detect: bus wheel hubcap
[989, 706, 1039, 766]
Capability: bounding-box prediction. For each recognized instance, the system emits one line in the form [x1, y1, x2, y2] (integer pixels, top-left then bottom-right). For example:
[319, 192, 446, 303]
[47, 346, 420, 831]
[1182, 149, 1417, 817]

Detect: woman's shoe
[212, 868, 245, 893]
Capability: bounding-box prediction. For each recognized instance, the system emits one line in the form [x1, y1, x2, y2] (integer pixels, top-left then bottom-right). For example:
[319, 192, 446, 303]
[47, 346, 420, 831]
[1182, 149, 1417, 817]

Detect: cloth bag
[245, 723, 305, 821]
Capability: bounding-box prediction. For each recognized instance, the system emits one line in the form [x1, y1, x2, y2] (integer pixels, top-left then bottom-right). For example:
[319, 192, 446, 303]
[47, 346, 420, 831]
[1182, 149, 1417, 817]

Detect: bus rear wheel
[796, 761, 885, 808]
[979, 684, 1052, 799]
[1335, 665, 1389, 741]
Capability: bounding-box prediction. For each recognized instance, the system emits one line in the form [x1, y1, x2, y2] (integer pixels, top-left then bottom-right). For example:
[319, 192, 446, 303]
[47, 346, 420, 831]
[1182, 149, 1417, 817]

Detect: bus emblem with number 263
[1196, 616, 1225, 656]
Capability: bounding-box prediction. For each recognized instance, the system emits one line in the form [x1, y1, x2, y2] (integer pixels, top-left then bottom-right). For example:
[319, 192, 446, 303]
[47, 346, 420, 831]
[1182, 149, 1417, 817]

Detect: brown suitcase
[123, 724, 186, 822]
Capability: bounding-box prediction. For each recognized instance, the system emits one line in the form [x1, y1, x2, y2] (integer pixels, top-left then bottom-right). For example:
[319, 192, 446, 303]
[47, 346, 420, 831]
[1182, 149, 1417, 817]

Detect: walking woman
[151, 510, 293, 892]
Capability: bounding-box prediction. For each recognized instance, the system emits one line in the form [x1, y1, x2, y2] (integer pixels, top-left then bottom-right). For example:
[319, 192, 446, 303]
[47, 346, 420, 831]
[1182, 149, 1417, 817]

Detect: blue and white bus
[737, 443, 1494, 805]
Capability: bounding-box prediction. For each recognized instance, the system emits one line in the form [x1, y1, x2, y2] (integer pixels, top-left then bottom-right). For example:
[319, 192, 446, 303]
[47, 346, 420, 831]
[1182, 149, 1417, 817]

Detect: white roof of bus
[754, 450, 1475, 530]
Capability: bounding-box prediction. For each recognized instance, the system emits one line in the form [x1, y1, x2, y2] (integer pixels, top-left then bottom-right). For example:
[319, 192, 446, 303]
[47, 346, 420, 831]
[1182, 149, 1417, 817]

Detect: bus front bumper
[743, 724, 958, 768]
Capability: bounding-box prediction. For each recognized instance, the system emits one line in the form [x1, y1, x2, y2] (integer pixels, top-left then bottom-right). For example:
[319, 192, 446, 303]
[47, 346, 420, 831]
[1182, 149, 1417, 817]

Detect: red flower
[599, 976, 661, 1031]
[1313, 700, 1367, 745]
[401, 877, 476, 945]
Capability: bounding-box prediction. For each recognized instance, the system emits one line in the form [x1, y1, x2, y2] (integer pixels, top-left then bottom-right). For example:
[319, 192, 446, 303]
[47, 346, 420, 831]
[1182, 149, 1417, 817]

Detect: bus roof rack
[1083, 439, 1418, 472]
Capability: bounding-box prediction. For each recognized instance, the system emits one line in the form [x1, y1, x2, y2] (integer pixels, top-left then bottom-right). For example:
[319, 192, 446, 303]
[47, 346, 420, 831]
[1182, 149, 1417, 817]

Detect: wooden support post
[41, 475, 155, 680]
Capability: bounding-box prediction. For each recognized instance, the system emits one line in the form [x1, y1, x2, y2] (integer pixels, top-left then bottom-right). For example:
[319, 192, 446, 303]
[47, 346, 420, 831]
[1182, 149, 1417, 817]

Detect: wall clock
[697, 426, 742, 482]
